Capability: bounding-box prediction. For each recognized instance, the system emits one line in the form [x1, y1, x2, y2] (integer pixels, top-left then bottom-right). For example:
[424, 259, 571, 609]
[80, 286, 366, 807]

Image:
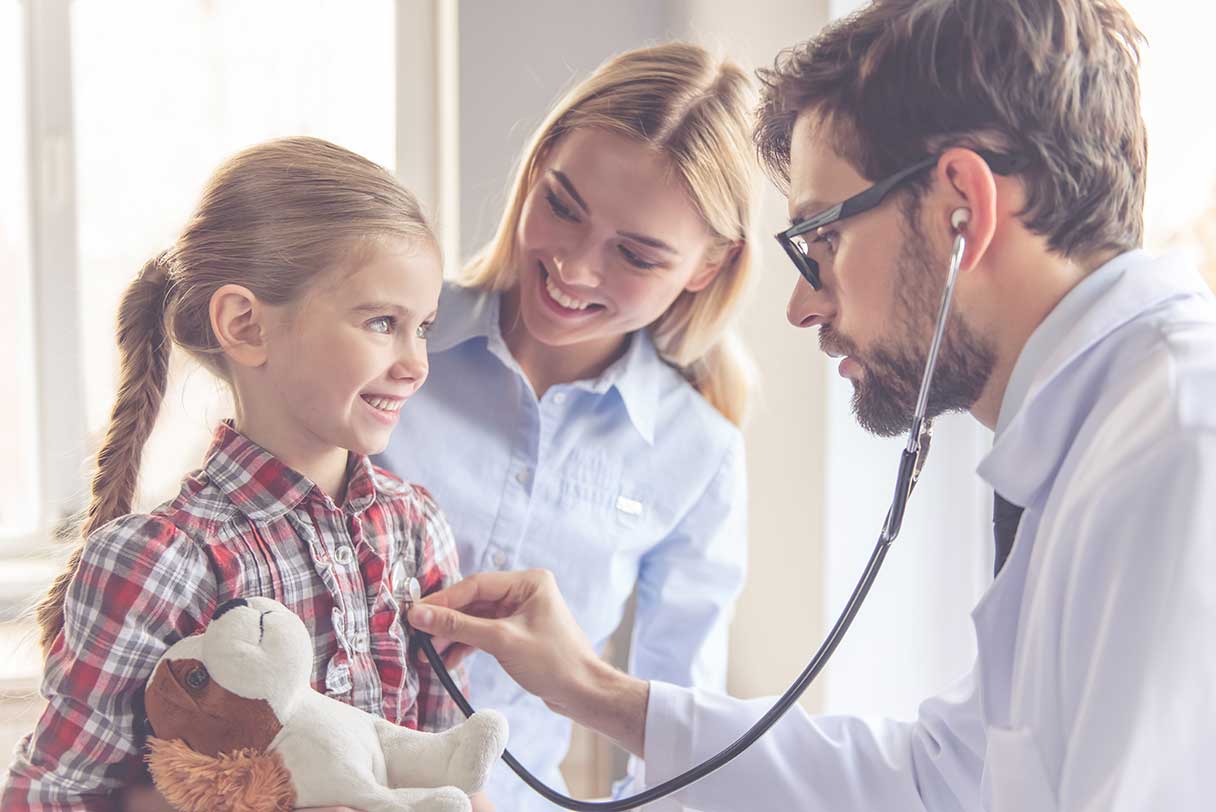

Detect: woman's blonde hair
[462, 42, 758, 425]
[37, 136, 434, 653]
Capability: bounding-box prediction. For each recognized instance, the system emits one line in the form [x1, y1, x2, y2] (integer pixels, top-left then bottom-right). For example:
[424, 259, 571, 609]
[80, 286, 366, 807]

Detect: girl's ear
[685, 241, 741, 293]
[210, 284, 270, 368]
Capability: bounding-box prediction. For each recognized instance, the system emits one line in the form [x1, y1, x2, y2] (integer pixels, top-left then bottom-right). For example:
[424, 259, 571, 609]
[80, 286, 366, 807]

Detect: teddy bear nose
[212, 598, 249, 621]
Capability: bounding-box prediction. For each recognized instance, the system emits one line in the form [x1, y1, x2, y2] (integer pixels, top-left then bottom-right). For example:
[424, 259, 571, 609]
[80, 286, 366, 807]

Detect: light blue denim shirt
[375, 282, 748, 811]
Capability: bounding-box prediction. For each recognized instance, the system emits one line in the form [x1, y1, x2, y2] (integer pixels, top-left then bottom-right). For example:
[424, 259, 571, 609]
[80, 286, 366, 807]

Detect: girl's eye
[545, 189, 581, 224]
[367, 316, 396, 335]
[416, 321, 434, 340]
[619, 244, 660, 271]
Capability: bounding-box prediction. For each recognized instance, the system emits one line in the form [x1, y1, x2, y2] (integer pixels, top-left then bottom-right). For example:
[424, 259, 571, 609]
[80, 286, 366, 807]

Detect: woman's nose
[552, 242, 602, 288]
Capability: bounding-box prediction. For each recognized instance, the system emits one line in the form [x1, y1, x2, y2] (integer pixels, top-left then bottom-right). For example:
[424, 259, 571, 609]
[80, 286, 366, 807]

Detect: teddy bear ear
[146, 737, 296, 812]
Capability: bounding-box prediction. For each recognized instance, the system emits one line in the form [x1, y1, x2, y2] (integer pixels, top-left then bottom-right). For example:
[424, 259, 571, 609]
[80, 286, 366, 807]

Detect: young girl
[375, 43, 757, 810]
[1, 137, 484, 811]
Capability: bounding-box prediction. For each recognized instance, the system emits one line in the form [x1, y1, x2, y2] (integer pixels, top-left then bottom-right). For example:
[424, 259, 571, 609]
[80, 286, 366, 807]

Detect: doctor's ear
[937, 148, 1000, 270]
[210, 284, 271, 368]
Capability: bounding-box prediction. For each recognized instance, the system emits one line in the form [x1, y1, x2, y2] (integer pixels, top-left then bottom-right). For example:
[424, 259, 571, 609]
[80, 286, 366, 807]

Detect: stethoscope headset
[410, 208, 973, 810]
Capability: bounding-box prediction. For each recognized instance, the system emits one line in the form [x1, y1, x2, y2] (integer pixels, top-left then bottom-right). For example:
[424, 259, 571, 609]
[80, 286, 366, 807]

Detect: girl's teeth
[365, 396, 404, 413]
[545, 272, 591, 311]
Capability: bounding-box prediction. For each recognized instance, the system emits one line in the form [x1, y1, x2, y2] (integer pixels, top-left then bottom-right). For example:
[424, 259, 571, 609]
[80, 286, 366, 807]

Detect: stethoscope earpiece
[951, 207, 971, 232]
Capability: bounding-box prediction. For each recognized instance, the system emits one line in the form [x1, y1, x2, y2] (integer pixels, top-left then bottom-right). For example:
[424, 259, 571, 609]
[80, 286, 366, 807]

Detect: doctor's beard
[821, 206, 997, 438]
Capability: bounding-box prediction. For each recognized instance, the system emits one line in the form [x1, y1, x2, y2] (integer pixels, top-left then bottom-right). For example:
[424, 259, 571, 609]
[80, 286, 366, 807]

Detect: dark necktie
[992, 492, 1025, 576]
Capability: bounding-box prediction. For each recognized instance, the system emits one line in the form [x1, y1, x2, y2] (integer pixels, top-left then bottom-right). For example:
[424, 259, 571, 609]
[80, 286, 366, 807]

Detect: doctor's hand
[408, 569, 650, 757]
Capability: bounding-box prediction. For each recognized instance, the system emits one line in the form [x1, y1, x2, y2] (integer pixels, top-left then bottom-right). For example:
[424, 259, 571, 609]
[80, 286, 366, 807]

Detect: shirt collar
[203, 420, 379, 522]
[427, 282, 663, 444]
[571, 329, 663, 445]
[979, 250, 1211, 506]
[426, 282, 500, 354]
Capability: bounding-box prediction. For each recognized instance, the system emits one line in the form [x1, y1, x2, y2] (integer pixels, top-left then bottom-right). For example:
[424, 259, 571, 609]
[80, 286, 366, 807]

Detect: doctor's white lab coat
[640, 250, 1216, 811]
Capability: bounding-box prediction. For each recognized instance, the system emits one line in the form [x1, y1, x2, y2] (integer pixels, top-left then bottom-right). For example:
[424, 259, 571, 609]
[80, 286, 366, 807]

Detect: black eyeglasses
[775, 151, 1029, 290]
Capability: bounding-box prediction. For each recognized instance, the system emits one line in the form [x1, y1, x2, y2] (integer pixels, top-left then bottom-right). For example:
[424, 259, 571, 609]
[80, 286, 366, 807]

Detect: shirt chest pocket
[553, 448, 648, 530]
[983, 726, 1057, 812]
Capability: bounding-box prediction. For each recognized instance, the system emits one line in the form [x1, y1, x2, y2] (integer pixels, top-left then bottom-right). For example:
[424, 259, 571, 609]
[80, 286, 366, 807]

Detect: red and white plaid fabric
[2, 421, 468, 811]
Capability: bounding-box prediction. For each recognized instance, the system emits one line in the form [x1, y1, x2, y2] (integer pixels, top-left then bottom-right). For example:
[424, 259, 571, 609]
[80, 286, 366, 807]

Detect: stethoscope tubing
[414, 230, 969, 810]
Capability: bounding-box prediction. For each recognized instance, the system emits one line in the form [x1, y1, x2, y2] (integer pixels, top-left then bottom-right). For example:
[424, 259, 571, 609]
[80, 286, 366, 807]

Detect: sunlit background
[2, 0, 1214, 797]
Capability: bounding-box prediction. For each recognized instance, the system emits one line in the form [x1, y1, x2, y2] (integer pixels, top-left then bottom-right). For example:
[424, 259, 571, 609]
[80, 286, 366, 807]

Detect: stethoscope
[411, 213, 971, 810]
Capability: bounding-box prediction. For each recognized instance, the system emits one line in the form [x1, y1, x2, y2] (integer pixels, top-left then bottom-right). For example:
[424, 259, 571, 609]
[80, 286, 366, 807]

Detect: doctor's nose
[787, 276, 834, 329]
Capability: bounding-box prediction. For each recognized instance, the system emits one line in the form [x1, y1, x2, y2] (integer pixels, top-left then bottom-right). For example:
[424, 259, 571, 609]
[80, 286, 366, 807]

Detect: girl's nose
[390, 347, 429, 388]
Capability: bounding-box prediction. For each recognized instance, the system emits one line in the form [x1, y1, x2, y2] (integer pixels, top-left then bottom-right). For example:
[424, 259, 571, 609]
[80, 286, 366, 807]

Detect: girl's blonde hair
[462, 42, 758, 425]
[37, 137, 434, 653]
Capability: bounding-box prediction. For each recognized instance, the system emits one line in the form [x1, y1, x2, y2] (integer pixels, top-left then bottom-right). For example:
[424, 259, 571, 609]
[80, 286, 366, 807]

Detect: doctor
[408, 0, 1216, 809]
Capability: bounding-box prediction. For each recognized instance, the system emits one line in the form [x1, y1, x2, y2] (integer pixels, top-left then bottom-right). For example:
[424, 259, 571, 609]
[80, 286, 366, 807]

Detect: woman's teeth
[544, 271, 593, 311]
[363, 395, 404, 413]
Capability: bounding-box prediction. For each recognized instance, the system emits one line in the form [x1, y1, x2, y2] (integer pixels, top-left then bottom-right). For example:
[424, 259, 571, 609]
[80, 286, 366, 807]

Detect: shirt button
[353, 631, 369, 651]
[492, 550, 509, 568]
[335, 546, 355, 566]
[515, 470, 530, 486]
[553, 392, 567, 405]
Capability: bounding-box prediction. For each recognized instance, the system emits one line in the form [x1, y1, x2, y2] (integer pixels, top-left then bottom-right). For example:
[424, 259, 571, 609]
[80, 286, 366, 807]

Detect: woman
[377, 42, 758, 811]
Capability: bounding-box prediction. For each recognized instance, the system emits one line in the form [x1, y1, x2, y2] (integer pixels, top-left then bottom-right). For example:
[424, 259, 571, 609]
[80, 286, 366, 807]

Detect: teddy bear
[142, 596, 507, 812]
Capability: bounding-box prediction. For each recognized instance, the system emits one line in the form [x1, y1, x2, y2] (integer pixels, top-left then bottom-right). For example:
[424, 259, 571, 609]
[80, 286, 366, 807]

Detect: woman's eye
[619, 245, 660, 270]
[415, 321, 434, 340]
[545, 190, 581, 223]
[367, 316, 396, 335]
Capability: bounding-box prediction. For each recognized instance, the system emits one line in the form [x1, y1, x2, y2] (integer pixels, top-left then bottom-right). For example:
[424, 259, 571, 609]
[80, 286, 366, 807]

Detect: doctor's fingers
[421, 569, 557, 616]
[408, 602, 519, 656]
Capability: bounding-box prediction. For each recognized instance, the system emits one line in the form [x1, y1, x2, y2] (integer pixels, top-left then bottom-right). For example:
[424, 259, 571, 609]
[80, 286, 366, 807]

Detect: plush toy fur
[144, 596, 507, 812]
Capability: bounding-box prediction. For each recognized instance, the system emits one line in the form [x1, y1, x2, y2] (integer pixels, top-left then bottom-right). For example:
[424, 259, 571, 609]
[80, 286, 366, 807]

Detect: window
[0, 1, 37, 539]
[70, 0, 396, 510]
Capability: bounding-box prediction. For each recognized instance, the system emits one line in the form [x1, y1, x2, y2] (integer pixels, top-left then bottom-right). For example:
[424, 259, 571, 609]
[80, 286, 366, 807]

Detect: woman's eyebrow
[617, 231, 678, 254]
[551, 170, 591, 215]
[552, 168, 678, 254]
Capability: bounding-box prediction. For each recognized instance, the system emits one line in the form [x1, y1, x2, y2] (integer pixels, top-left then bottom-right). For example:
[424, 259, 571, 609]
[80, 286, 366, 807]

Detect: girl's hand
[470, 791, 496, 812]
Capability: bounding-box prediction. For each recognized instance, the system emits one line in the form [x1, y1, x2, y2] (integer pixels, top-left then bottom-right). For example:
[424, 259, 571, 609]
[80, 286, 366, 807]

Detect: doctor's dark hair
[754, 0, 1148, 260]
[35, 137, 434, 654]
[463, 42, 758, 426]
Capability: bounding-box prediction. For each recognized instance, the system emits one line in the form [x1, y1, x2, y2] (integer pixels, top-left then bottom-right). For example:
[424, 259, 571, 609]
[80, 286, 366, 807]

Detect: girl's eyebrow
[352, 302, 406, 315]
[352, 303, 438, 321]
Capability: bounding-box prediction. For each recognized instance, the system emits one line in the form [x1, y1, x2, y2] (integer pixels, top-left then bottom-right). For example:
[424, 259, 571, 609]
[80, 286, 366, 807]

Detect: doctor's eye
[185, 666, 210, 691]
[812, 229, 839, 254]
[416, 320, 434, 340]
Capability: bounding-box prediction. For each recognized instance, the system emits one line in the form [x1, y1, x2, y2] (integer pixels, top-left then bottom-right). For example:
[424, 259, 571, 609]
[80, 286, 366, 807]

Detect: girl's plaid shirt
[2, 421, 469, 811]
